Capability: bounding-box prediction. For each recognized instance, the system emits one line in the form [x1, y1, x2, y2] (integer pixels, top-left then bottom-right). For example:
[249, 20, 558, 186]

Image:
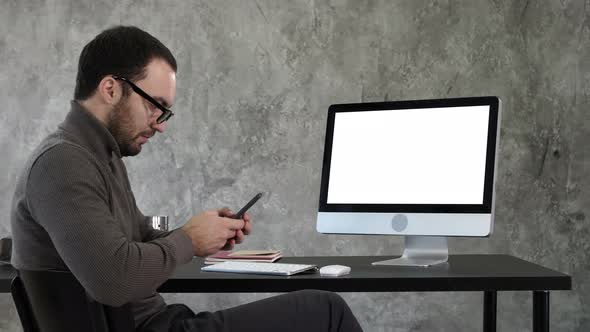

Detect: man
[10, 26, 363, 332]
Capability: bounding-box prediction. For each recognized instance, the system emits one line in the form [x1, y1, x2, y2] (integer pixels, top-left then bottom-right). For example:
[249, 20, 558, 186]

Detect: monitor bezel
[318, 96, 500, 214]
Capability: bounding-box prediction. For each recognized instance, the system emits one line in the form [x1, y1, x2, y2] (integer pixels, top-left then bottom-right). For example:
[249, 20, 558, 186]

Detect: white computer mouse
[319, 265, 351, 277]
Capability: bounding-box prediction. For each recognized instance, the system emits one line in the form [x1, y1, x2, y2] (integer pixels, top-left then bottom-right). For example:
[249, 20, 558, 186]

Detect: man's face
[108, 58, 176, 156]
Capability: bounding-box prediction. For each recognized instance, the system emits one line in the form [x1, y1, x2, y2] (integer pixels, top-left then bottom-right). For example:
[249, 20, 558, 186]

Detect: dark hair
[74, 26, 177, 100]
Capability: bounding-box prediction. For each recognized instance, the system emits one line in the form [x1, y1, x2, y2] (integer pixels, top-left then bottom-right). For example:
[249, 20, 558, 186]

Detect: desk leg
[533, 291, 550, 332]
[483, 291, 497, 332]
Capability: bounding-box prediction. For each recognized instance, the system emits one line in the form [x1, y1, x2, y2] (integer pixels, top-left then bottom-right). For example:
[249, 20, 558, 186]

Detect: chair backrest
[11, 269, 135, 332]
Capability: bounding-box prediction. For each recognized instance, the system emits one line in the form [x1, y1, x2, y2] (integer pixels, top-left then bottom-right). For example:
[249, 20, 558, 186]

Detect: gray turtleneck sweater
[10, 101, 194, 328]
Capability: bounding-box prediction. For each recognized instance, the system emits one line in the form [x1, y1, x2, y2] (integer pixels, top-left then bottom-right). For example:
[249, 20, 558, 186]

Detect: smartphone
[234, 192, 264, 219]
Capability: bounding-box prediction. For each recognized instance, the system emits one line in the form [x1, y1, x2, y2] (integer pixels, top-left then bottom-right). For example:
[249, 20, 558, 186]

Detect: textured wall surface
[1, 0, 589, 331]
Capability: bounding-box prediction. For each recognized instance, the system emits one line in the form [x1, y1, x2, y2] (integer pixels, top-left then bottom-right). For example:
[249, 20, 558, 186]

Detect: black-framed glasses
[112, 75, 174, 124]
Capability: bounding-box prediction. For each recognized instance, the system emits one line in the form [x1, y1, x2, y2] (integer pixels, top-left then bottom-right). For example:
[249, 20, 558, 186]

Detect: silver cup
[148, 216, 169, 231]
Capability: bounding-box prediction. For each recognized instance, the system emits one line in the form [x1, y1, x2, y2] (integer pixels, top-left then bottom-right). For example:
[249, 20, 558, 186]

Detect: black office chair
[11, 269, 135, 332]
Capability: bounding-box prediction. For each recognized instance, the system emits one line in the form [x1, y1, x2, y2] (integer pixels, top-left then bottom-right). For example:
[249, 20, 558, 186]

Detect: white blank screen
[327, 106, 490, 204]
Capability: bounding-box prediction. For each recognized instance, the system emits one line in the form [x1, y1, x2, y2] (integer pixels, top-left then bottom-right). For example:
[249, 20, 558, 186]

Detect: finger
[226, 228, 238, 239]
[234, 230, 245, 244]
[242, 220, 252, 235]
[221, 217, 245, 230]
[243, 212, 251, 223]
[218, 207, 233, 218]
[221, 239, 235, 251]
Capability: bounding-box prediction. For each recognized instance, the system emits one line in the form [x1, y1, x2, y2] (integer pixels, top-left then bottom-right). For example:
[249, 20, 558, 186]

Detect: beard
[108, 98, 153, 157]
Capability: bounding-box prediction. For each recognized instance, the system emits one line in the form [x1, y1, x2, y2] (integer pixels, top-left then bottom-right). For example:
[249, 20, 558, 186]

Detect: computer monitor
[317, 96, 501, 266]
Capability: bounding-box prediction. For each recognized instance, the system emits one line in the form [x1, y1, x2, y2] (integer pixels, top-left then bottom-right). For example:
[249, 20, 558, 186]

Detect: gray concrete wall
[1, 0, 589, 331]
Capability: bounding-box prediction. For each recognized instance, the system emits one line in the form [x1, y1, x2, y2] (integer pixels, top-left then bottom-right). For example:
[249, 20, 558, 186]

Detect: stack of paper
[204, 250, 282, 264]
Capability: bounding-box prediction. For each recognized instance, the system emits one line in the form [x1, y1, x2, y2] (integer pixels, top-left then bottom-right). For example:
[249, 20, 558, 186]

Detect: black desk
[1, 255, 571, 332]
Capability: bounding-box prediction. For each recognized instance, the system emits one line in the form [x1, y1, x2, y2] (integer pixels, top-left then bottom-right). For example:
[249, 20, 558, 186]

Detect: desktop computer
[316, 96, 501, 266]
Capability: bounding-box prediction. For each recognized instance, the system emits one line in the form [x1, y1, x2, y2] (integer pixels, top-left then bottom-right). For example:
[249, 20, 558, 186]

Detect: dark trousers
[139, 290, 363, 332]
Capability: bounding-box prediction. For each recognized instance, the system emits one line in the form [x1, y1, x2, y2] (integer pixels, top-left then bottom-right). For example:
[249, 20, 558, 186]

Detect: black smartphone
[234, 192, 264, 219]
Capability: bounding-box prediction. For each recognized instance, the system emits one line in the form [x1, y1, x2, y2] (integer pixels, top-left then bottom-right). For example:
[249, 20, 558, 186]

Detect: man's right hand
[181, 210, 245, 257]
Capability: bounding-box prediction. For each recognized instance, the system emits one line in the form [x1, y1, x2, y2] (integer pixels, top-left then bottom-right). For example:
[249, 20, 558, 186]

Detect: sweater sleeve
[26, 144, 194, 306]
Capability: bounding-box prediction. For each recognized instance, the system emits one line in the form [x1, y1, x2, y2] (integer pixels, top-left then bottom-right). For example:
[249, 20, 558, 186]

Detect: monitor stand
[372, 236, 449, 267]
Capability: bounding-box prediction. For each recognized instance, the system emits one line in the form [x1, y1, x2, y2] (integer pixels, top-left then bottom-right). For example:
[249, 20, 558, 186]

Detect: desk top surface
[0, 255, 572, 293]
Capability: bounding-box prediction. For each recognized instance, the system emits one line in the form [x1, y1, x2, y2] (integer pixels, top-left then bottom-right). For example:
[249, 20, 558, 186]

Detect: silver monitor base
[372, 236, 449, 267]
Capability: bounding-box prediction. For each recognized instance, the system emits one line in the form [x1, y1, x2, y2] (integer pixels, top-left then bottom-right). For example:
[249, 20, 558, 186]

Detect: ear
[96, 76, 122, 105]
